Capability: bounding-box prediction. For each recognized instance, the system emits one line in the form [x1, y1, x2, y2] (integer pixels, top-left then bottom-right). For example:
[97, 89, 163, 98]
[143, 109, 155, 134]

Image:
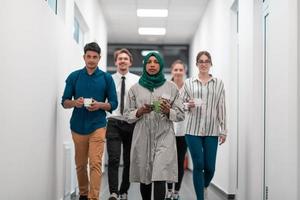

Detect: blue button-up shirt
[62, 67, 118, 135]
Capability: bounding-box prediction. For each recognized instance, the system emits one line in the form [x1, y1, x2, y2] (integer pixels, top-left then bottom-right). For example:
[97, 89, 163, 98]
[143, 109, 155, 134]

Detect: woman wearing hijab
[124, 52, 185, 200]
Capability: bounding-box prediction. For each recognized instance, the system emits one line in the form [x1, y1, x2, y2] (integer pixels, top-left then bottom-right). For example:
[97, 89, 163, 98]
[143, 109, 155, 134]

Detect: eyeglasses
[197, 60, 211, 64]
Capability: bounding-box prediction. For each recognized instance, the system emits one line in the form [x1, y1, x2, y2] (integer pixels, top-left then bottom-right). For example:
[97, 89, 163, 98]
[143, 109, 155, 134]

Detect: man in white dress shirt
[106, 49, 140, 200]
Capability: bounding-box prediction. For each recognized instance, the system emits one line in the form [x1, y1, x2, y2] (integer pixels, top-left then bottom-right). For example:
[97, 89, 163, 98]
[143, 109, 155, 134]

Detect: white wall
[74, 0, 107, 69]
[264, 0, 299, 199]
[0, 0, 107, 199]
[237, 0, 265, 199]
[189, 0, 238, 195]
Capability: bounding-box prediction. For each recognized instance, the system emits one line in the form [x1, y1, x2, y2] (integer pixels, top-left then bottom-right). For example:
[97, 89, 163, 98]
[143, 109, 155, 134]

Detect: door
[263, 0, 270, 199]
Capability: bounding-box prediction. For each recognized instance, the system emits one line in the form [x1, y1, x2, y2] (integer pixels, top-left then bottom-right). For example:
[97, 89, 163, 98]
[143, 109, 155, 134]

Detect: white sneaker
[119, 193, 128, 200]
[172, 192, 180, 200]
[165, 190, 172, 200]
[108, 193, 118, 200]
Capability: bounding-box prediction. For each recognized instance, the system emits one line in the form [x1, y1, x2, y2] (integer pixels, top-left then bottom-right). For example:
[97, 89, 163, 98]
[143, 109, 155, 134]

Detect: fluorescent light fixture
[138, 27, 166, 35]
[137, 9, 168, 17]
[141, 50, 159, 56]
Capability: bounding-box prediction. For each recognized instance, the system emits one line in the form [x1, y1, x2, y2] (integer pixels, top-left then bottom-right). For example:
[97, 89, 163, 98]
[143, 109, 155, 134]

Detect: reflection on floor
[75, 167, 227, 200]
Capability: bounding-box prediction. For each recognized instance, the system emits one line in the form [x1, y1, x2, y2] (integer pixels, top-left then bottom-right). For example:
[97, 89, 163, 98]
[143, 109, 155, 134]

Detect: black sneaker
[79, 195, 88, 200]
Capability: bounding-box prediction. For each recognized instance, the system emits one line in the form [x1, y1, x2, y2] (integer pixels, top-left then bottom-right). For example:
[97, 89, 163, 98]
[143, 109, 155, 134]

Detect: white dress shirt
[174, 86, 187, 136]
[107, 71, 140, 120]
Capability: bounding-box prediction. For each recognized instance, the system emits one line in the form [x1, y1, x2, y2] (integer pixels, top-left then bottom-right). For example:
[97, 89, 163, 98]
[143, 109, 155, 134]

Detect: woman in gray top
[124, 52, 185, 200]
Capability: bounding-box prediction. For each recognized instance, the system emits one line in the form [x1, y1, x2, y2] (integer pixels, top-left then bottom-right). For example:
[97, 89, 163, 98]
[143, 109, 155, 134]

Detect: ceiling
[98, 0, 209, 44]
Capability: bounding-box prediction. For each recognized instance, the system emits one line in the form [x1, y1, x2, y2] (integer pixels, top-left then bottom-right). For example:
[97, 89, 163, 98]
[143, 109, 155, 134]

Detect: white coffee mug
[84, 98, 92, 107]
[193, 98, 203, 107]
[183, 102, 190, 111]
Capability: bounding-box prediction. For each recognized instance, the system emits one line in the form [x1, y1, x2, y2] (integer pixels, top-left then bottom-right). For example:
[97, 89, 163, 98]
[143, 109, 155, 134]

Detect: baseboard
[210, 183, 236, 200]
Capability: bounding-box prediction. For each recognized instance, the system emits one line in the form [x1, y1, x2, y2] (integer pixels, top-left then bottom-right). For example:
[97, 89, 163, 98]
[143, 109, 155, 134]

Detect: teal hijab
[138, 52, 166, 92]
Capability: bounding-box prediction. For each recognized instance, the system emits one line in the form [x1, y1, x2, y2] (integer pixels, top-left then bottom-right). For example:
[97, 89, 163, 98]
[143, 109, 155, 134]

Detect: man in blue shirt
[62, 42, 118, 200]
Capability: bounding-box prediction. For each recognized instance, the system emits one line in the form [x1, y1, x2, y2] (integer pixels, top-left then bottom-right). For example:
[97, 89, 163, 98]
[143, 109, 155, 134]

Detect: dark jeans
[140, 181, 166, 200]
[185, 135, 218, 200]
[106, 118, 135, 195]
[167, 136, 187, 191]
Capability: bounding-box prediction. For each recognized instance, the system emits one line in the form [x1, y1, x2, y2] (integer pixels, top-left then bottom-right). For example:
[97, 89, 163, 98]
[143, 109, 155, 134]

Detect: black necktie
[120, 76, 126, 115]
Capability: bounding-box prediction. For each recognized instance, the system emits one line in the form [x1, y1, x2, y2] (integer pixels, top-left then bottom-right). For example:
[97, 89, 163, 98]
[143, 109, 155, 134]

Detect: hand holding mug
[75, 97, 84, 108]
[160, 99, 171, 114]
[188, 99, 196, 108]
[136, 104, 152, 117]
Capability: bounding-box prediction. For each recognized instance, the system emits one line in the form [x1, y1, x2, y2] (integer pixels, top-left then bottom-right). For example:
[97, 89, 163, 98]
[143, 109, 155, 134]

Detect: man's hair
[84, 42, 101, 54]
[114, 48, 133, 63]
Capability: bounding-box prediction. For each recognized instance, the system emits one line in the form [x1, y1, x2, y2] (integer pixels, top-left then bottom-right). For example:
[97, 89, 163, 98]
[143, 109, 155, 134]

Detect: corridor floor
[75, 167, 227, 200]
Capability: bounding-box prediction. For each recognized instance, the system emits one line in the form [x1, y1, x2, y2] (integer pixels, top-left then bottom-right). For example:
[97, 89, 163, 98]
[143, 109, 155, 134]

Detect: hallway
[0, 0, 299, 200]
[93, 168, 226, 200]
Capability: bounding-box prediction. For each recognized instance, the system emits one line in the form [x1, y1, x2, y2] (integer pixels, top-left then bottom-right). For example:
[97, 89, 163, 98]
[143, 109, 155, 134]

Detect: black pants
[140, 181, 166, 200]
[106, 118, 135, 195]
[167, 136, 187, 191]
